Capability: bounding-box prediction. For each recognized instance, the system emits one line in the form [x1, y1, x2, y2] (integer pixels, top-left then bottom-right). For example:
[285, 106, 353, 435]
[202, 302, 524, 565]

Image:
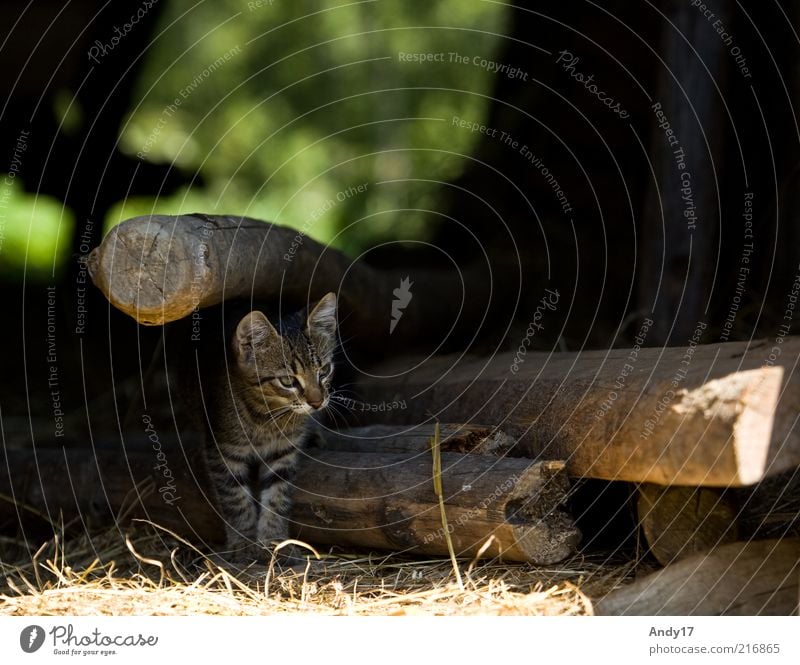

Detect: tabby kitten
[202, 293, 337, 564]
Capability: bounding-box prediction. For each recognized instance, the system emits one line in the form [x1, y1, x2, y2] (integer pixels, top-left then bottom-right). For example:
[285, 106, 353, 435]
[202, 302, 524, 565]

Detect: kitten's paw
[208, 544, 268, 571]
[266, 540, 322, 572]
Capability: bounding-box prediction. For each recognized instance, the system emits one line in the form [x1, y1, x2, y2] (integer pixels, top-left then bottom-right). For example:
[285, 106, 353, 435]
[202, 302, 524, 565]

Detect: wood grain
[0, 443, 578, 563]
[87, 214, 505, 353]
[596, 538, 800, 615]
[638, 484, 739, 565]
[353, 337, 800, 486]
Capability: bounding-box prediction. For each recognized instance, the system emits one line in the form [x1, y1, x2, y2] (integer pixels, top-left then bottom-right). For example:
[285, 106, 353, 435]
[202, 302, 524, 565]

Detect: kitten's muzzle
[306, 397, 325, 409]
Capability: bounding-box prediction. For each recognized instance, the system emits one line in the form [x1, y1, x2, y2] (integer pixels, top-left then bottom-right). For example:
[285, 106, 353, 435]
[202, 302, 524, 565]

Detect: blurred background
[1, 0, 799, 444]
[0, 0, 510, 440]
[0, 0, 508, 276]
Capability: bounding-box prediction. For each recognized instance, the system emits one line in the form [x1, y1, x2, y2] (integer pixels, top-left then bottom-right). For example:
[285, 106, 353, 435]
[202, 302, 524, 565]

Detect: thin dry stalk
[0, 523, 620, 616]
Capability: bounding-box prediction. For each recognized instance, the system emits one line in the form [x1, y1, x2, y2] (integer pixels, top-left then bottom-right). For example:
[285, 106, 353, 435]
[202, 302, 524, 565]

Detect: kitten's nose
[306, 396, 324, 410]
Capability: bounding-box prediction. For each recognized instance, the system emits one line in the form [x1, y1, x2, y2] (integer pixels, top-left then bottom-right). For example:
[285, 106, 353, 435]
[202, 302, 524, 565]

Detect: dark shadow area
[1, 2, 799, 614]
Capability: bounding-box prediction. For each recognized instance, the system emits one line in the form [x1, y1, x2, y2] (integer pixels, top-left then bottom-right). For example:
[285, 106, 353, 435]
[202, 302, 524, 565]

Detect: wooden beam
[0, 443, 578, 564]
[293, 451, 578, 564]
[596, 538, 800, 615]
[352, 337, 800, 486]
[0, 444, 219, 542]
[87, 214, 504, 352]
[312, 423, 518, 456]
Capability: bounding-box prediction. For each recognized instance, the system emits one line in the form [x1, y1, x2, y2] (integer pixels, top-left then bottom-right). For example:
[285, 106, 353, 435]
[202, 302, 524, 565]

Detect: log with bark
[292, 451, 578, 563]
[311, 423, 519, 456]
[313, 426, 788, 564]
[596, 538, 800, 616]
[0, 440, 578, 564]
[86, 214, 510, 352]
[350, 337, 800, 486]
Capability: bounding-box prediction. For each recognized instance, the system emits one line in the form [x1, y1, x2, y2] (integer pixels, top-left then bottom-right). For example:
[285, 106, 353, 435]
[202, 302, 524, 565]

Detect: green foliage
[0, 179, 75, 280]
[114, 0, 508, 254]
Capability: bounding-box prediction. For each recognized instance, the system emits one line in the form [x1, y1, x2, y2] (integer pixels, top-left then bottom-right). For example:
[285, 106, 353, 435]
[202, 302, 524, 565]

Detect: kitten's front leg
[205, 451, 261, 563]
[254, 448, 299, 550]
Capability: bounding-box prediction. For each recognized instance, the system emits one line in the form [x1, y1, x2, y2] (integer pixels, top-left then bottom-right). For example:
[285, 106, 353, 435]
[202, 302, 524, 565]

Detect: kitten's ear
[307, 292, 337, 338]
[234, 311, 278, 360]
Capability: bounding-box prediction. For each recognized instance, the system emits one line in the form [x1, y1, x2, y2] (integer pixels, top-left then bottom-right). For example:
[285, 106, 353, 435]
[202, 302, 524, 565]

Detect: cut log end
[90, 216, 210, 325]
[510, 512, 581, 565]
[503, 461, 580, 563]
[638, 485, 739, 565]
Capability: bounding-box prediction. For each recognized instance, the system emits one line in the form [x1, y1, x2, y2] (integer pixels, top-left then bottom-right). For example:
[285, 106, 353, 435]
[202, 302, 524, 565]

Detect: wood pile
[6, 214, 796, 615]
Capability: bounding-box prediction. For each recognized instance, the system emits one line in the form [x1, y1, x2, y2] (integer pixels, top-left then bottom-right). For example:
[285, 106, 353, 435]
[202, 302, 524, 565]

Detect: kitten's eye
[320, 363, 333, 379]
[276, 376, 297, 389]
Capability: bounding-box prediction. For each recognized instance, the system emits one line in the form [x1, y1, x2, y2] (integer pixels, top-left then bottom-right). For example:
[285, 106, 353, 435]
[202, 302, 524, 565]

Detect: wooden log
[312, 423, 518, 456]
[87, 214, 351, 327]
[353, 337, 800, 486]
[596, 538, 800, 616]
[86, 214, 504, 351]
[293, 452, 578, 563]
[638, 485, 739, 565]
[0, 445, 220, 542]
[0, 444, 578, 563]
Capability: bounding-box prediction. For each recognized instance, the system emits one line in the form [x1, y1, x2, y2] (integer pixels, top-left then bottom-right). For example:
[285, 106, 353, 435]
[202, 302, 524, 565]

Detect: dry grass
[0, 523, 637, 616]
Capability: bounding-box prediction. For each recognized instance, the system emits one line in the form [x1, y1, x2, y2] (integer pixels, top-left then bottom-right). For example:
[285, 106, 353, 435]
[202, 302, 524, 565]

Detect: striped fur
[201, 293, 337, 563]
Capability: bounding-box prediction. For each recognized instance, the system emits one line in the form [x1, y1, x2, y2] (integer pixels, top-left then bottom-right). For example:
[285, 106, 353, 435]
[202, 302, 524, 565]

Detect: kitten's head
[232, 293, 337, 415]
